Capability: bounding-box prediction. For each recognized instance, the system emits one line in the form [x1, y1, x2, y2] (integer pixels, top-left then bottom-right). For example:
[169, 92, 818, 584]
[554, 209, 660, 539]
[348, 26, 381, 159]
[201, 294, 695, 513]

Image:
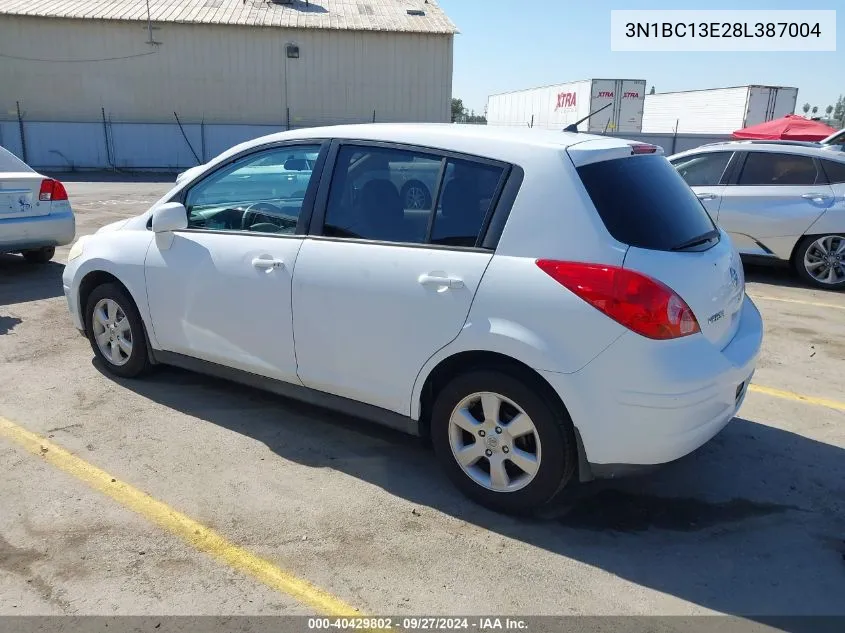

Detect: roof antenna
[563, 101, 613, 133]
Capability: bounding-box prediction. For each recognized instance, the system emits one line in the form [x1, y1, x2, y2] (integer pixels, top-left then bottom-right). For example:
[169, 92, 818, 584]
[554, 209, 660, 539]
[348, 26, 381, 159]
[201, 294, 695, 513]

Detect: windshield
[820, 129, 845, 147]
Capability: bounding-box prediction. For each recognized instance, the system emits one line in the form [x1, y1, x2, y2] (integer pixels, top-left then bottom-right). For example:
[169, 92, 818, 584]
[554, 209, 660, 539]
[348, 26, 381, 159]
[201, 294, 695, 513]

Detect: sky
[438, 0, 843, 116]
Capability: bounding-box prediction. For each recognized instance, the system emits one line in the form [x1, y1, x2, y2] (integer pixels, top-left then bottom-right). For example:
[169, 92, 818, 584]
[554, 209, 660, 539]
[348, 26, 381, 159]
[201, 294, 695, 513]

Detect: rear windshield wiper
[670, 229, 720, 251]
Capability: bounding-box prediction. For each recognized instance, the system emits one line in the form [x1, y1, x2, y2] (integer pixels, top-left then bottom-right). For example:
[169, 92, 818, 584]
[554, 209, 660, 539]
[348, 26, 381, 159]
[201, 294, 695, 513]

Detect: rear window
[576, 155, 716, 251]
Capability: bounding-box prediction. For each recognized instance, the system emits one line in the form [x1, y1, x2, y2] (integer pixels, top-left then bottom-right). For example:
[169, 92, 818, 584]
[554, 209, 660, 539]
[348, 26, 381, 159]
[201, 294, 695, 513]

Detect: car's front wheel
[85, 283, 151, 378]
[431, 369, 577, 514]
[21, 246, 55, 263]
[795, 234, 845, 290]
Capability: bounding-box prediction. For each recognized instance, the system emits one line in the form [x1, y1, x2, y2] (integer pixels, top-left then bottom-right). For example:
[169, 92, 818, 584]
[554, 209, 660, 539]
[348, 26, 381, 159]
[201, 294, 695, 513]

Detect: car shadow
[97, 362, 845, 621]
[0, 254, 65, 304]
[742, 260, 843, 295]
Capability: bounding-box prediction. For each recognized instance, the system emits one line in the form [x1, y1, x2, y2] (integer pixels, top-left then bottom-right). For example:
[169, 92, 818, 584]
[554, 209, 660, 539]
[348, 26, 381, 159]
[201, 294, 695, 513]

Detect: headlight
[67, 237, 87, 262]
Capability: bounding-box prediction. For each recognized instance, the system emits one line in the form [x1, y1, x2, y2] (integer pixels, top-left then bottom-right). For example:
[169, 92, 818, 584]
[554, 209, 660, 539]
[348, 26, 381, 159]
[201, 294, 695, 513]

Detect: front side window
[184, 144, 322, 234]
[670, 152, 732, 187]
[737, 152, 819, 186]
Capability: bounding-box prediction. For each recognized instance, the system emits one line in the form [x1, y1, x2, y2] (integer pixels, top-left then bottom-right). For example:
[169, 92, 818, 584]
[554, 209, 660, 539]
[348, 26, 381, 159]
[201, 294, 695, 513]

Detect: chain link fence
[0, 106, 396, 171]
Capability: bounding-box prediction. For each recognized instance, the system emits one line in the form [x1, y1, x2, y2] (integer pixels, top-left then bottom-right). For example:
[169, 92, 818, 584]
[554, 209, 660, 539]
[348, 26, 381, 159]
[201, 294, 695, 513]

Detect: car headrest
[440, 177, 481, 219]
[359, 179, 403, 221]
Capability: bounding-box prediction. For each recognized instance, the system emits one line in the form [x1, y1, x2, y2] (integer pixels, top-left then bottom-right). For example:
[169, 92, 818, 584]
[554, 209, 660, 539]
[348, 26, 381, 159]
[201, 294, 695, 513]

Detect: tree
[451, 98, 466, 123]
[825, 105, 834, 117]
[649, 86, 656, 95]
[834, 95, 845, 123]
[802, 102, 811, 114]
[812, 105, 818, 115]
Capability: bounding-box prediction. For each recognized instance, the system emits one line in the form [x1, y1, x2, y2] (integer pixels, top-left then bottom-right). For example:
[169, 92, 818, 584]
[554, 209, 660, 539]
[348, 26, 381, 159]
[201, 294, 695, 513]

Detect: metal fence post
[286, 107, 291, 131]
[101, 107, 113, 169]
[372, 109, 376, 123]
[16, 101, 27, 163]
[200, 118, 207, 163]
[671, 119, 679, 155]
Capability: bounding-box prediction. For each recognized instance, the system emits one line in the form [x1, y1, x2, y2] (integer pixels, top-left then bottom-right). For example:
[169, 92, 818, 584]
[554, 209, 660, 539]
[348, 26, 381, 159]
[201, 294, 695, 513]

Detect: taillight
[535, 260, 700, 340]
[629, 143, 658, 154]
[39, 179, 68, 202]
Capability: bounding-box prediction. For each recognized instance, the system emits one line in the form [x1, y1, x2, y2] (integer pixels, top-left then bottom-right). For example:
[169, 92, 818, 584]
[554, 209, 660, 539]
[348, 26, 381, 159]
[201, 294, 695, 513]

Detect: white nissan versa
[62, 124, 763, 513]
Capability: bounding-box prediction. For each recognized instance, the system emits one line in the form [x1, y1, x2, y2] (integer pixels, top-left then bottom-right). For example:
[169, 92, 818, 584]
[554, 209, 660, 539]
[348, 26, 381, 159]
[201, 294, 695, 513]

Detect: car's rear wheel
[21, 247, 55, 263]
[85, 283, 151, 378]
[795, 234, 845, 290]
[431, 369, 577, 514]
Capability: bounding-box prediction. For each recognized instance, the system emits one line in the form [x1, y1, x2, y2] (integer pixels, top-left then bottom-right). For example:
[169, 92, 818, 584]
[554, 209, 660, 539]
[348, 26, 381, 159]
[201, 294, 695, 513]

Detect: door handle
[801, 193, 832, 202]
[696, 192, 718, 201]
[418, 273, 464, 289]
[252, 256, 285, 270]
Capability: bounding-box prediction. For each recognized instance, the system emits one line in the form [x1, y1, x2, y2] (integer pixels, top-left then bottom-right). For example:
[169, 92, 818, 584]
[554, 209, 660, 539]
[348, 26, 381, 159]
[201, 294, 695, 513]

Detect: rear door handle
[801, 193, 832, 202]
[418, 273, 464, 289]
[252, 256, 285, 270]
[696, 192, 718, 201]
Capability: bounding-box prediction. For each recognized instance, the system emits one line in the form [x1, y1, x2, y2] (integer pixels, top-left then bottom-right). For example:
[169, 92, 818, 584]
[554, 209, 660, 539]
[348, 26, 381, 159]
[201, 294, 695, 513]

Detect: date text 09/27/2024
[625, 22, 822, 39]
[307, 617, 529, 631]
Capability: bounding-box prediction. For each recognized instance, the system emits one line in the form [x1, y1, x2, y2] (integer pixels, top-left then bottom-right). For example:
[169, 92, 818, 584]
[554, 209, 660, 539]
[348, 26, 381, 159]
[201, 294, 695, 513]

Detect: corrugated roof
[0, 0, 458, 34]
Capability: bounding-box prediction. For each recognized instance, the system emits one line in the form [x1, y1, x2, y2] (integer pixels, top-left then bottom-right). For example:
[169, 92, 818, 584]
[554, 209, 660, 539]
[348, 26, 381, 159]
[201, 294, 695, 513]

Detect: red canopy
[732, 114, 837, 142]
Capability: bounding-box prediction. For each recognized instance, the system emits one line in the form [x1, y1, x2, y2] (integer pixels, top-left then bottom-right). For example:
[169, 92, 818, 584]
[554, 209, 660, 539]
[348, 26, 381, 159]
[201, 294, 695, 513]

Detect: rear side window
[430, 159, 505, 247]
[820, 159, 845, 184]
[737, 152, 819, 185]
[576, 155, 716, 251]
[670, 152, 732, 186]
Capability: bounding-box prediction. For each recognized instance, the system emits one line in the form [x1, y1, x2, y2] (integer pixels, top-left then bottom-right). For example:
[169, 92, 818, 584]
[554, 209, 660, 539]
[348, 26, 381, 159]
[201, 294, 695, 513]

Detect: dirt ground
[1, 175, 843, 618]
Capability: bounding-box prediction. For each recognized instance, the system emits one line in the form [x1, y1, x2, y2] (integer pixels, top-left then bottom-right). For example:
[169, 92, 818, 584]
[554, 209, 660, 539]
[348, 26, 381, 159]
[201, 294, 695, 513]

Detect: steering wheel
[242, 202, 290, 231]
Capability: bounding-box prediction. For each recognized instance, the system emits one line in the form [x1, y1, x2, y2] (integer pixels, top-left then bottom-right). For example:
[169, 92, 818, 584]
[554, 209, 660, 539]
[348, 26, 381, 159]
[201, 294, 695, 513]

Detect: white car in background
[670, 142, 845, 289]
[0, 145, 75, 263]
[62, 124, 762, 513]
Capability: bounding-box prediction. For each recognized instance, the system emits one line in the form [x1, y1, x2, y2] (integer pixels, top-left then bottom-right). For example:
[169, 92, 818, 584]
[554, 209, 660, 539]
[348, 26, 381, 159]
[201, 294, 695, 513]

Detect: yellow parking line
[0, 416, 361, 617]
[749, 294, 845, 311]
[749, 384, 845, 412]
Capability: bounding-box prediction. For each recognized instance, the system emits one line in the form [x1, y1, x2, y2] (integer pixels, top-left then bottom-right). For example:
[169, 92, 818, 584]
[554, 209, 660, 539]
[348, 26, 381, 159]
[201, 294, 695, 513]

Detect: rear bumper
[541, 295, 763, 473]
[0, 209, 75, 252]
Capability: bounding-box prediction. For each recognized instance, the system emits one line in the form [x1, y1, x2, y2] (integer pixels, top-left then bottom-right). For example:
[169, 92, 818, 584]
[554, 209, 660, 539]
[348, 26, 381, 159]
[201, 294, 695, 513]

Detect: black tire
[84, 282, 151, 378]
[400, 181, 432, 210]
[793, 234, 845, 290]
[430, 369, 577, 515]
[22, 246, 55, 263]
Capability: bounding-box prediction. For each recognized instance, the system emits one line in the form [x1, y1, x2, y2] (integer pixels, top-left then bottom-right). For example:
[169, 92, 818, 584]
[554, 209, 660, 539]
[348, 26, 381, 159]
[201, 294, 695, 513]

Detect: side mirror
[152, 202, 188, 233]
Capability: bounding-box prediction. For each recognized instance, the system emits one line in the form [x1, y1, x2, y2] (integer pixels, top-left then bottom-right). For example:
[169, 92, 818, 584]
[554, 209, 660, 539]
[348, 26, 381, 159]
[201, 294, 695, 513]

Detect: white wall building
[0, 0, 456, 169]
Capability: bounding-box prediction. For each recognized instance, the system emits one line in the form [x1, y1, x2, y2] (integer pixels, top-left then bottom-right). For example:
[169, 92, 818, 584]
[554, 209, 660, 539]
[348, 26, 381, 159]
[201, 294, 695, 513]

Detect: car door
[144, 142, 326, 383]
[716, 151, 835, 256]
[669, 150, 735, 220]
[292, 141, 508, 415]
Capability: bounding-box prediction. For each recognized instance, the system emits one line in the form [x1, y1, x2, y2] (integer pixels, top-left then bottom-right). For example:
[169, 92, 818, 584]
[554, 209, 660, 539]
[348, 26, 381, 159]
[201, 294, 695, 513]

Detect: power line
[0, 51, 157, 63]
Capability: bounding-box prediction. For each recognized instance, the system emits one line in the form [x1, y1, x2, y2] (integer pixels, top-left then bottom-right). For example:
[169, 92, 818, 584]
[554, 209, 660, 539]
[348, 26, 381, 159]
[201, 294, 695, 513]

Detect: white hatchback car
[1, 145, 75, 263]
[63, 124, 763, 513]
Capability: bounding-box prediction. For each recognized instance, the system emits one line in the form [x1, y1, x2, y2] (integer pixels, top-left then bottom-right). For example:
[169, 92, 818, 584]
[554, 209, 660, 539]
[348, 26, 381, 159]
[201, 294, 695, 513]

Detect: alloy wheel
[404, 185, 428, 210]
[447, 391, 542, 493]
[803, 235, 845, 286]
[92, 298, 133, 366]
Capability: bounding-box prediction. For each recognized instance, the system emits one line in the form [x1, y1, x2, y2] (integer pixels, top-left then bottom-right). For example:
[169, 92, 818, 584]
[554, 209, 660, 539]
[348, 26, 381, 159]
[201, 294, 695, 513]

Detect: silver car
[0, 145, 75, 263]
[669, 142, 845, 290]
